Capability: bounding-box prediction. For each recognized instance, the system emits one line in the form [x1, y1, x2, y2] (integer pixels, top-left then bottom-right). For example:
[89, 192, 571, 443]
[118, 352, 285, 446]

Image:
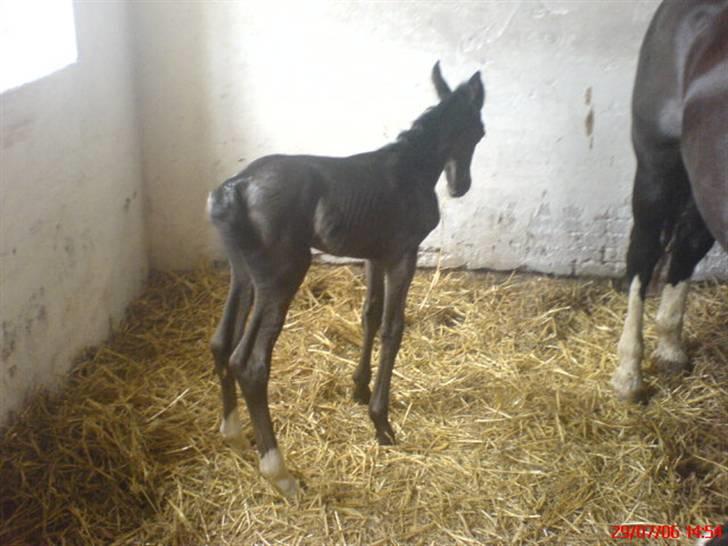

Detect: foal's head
[432, 62, 485, 198]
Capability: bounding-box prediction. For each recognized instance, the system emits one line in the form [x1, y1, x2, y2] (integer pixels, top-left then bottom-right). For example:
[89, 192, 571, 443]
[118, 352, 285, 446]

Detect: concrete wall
[0, 1, 147, 424]
[2, 0, 726, 424]
[133, 0, 726, 277]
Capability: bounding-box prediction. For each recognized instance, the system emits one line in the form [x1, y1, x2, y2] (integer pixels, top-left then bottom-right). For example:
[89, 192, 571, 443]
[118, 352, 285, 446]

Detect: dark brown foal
[208, 63, 485, 496]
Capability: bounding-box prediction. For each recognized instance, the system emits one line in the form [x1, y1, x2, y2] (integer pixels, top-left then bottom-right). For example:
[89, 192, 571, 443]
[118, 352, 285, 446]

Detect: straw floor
[1, 263, 726, 545]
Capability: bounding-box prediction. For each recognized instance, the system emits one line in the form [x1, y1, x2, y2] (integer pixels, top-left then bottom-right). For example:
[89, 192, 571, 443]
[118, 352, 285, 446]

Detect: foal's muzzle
[445, 161, 471, 198]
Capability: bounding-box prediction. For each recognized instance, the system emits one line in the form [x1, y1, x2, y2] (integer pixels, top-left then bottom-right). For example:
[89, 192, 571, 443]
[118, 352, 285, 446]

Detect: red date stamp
[610, 523, 724, 540]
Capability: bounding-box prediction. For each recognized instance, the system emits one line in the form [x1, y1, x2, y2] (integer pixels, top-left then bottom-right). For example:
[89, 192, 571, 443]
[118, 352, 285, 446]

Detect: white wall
[133, 0, 726, 278]
[1, 1, 724, 425]
[0, 1, 147, 424]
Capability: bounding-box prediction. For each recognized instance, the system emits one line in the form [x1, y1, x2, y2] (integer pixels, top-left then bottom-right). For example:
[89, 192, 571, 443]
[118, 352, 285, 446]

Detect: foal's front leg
[369, 251, 417, 445]
[353, 260, 384, 404]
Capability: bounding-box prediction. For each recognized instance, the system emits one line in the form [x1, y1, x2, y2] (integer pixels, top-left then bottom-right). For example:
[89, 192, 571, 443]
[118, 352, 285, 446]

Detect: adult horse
[612, 0, 728, 402]
[207, 63, 485, 496]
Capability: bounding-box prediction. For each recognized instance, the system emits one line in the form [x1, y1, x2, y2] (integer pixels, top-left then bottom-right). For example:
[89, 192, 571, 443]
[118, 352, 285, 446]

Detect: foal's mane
[384, 85, 474, 173]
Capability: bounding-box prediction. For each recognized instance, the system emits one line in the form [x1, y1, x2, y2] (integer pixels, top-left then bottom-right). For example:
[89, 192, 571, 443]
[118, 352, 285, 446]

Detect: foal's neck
[391, 113, 451, 190]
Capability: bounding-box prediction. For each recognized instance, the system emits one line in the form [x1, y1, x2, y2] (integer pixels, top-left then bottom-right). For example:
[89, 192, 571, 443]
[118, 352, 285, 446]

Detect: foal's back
[214, 149, 439, 260]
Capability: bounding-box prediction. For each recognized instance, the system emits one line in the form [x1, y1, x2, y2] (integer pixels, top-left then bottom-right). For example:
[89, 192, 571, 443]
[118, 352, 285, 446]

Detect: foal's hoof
[375, 424, 396, 446]
[377, 434, 395, 446]
[224, 433, 251, 453]
[259, 448, 299, 499]
[352, 385, 371, 405]
[220, 414, 250, 451]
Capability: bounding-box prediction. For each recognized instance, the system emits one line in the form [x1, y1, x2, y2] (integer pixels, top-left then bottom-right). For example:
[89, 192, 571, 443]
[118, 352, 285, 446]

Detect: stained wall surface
[0, 2, 147, 423]
[133, 0, 726, 276]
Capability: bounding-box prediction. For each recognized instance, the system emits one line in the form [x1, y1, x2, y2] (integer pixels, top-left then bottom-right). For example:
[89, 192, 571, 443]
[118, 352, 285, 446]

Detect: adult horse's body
[208, 63, 485, 496]
[612, 0, 728, 402]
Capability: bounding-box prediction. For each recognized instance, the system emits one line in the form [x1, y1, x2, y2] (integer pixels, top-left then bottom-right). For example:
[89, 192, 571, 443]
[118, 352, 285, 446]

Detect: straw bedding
[1, 263, 726, 545]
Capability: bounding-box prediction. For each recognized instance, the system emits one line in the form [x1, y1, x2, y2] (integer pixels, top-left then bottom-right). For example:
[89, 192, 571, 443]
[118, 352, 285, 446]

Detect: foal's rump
[207, 156, 322, 251]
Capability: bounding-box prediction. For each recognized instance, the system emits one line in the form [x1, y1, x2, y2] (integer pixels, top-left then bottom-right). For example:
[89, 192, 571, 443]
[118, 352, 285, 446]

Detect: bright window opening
[0, 0, 78, 93]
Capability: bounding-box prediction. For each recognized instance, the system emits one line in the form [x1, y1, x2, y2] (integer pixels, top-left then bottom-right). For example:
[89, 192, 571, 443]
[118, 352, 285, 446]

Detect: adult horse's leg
[612, 152, 686, 401]
[653, 199, 714, 373]
[229, 247, 311, 497]
[210, 253, 254, 447]
[353, 260, 384, 404]
[369, 251, 417, 445]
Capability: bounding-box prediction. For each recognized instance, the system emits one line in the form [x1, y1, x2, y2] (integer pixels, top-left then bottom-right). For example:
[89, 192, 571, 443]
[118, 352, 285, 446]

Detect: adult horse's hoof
[611, 276, 630, 294]
[611, 369, 644, 403]
[272, 475, 299, 499]
[653, 347, 690, 375]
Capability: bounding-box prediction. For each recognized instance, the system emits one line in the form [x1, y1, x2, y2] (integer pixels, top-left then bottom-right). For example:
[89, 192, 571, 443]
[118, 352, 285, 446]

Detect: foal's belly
[310, 207, 432, 261]
[310, 225, 391, 261]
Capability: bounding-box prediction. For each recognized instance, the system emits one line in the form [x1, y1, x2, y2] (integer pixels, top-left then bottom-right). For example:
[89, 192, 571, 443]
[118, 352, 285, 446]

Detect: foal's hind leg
[210, 263, 253, 447]
[353, 260, 384, 404]
[653, 199, 714, 374]
[229, 248, 311, 497]
[612, 155, 686, 401]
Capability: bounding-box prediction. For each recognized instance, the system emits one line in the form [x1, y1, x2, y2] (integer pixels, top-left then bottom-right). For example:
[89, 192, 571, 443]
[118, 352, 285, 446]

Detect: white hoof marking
[614, 277, 644, 401]
[220, 411, 243, 440]
[259, 448, 298, 498]
[654, 281, 689, 370]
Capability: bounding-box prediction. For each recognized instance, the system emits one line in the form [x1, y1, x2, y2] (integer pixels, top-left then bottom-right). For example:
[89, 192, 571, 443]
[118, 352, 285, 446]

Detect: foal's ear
[465, 71, 485, 109]
[432, 61, 452, 100]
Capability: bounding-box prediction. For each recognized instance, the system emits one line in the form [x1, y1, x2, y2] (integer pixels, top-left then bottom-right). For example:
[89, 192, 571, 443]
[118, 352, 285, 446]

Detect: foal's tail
[207, 180, 240, 225]
[206, 178, 253, 245]
[207, 177, 264, 260]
